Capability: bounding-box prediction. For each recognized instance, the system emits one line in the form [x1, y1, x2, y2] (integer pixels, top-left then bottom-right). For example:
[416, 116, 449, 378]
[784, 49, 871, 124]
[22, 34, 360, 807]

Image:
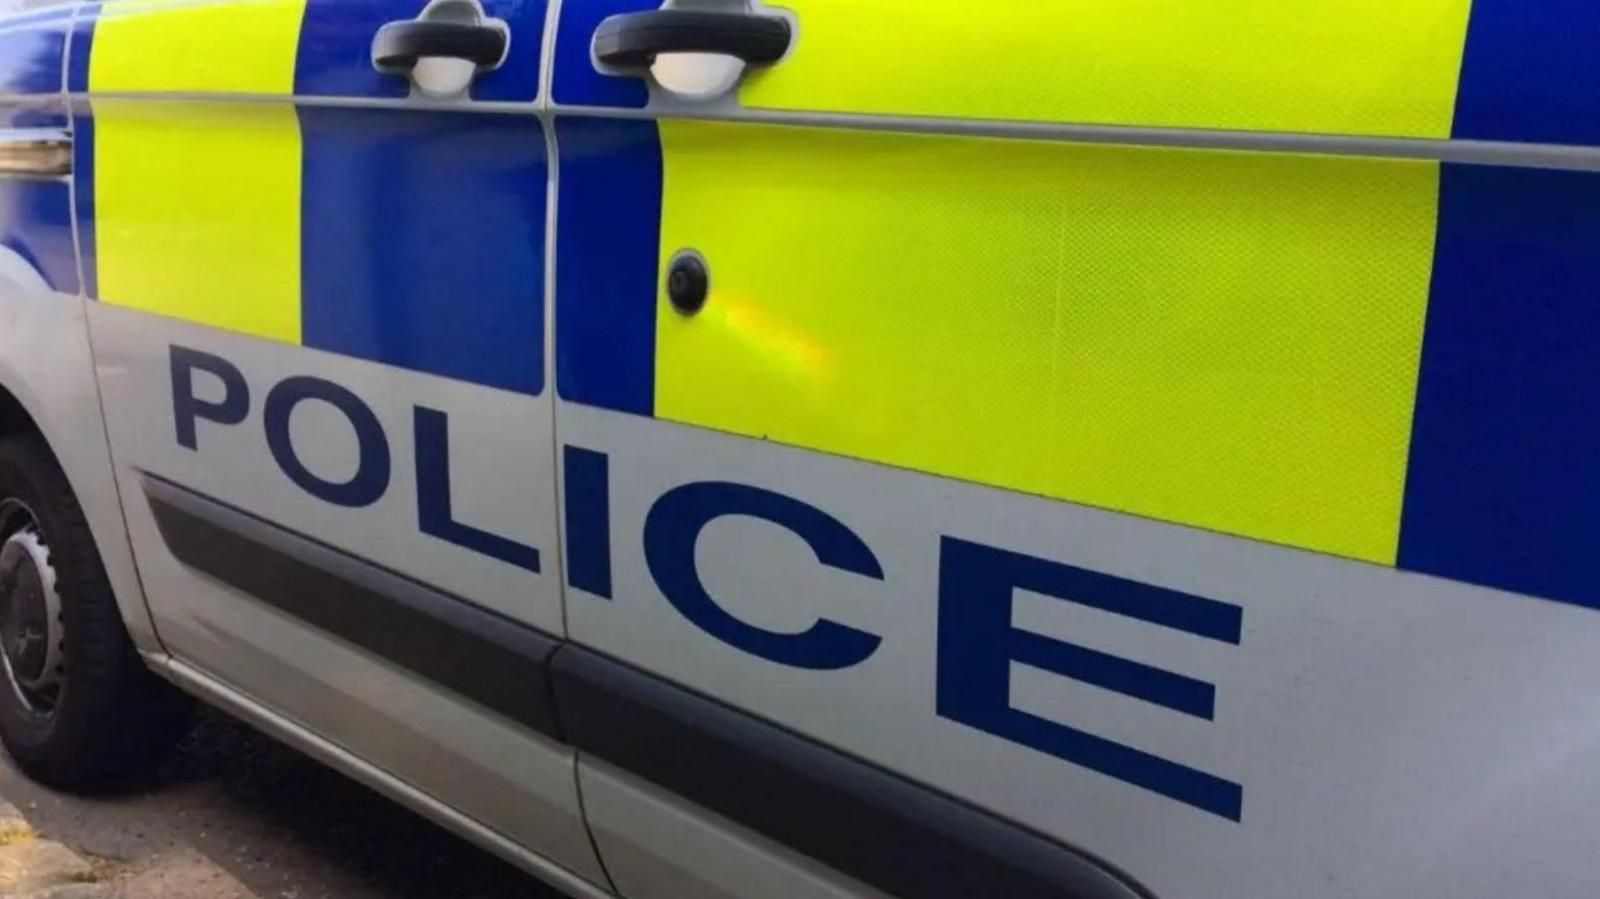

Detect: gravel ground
[0, 708, 573, 899]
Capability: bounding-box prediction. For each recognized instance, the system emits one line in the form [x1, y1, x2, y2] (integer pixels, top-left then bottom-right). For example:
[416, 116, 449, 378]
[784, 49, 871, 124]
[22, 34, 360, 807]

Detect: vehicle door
[75, 0, 606, 887]
[548, 2, 1600, 898]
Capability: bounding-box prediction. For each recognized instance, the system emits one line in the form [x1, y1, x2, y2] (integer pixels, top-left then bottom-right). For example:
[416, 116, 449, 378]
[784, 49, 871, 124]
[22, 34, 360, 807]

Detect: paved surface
[0, 708, 573, 899]
[0, 803, 257, 899]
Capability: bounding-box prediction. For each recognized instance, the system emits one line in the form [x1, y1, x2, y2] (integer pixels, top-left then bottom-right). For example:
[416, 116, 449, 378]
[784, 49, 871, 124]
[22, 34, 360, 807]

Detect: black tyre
[0, 431, 190, 787]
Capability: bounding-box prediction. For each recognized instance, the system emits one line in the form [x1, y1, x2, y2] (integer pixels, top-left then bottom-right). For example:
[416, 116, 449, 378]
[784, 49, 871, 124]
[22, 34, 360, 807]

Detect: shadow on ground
[0, 707, 572, 899]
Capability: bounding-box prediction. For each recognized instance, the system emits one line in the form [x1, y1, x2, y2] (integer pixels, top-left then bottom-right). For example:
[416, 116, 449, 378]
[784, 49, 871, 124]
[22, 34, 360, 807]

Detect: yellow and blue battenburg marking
[51, 0, 1600, 614]
[553, 1, 1600, 613]
[69, 0, 550, 394]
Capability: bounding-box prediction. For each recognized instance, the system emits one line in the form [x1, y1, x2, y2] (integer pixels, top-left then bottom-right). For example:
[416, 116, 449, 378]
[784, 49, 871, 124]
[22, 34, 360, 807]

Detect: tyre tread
[0, 432, 188, 787]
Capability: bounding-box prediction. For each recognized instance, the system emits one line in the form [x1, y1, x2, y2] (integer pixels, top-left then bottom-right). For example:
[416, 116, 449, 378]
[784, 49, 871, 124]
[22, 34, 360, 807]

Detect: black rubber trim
[140, 475, 1146, 897]
[551, 646, 1148, 899]
[594, 10, 792, 68]
[372, 20, 508, 71]
[140, 474, 561, 738]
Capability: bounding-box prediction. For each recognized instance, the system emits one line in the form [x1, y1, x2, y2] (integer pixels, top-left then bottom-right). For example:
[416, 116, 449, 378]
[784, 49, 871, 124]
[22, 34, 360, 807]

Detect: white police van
[0, 0, 1597, 896]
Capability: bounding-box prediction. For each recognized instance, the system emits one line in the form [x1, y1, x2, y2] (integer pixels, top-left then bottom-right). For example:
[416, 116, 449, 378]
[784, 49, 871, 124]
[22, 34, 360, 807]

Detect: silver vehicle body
[0, 1, 1598, 897]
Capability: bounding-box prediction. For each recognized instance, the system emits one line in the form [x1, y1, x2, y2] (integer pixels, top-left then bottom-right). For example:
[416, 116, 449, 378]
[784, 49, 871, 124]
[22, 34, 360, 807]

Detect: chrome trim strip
[155, 656, 617, 899]
[48, 86, 1600, 172]
[553, 104, 1600, 174]
[140, 473, 565, 737]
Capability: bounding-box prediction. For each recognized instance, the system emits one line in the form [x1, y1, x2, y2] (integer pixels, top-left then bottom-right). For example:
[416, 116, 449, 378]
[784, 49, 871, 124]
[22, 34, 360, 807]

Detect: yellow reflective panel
[742, 0, 1472, 139]
[655, 122, 1438, 564]
[88, 0, 305, 94]
[94, 100, 302, 343]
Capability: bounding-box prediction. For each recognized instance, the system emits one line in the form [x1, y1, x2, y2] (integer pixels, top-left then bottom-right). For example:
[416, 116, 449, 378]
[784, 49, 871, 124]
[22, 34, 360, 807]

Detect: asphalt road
[0, 707, 574, 899]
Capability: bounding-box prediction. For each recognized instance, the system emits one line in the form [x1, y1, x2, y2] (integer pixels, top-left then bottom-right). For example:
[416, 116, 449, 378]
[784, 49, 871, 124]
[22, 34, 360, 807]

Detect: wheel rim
[0, 498, 62, 716]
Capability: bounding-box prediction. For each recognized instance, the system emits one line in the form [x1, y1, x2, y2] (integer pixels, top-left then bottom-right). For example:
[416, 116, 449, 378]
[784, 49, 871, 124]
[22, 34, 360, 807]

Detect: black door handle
[594, 10, 792, 69]
[372, 20, 508, 71]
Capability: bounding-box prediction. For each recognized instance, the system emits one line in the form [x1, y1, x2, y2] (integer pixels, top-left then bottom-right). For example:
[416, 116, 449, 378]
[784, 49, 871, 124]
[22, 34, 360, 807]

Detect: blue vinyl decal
[298, 107, 547, 395]
[937, 537, 1244, 820]
[1453, 0, 1600, 146]
[551, 0, 654, 108]
[65, 2, 94, 93]
[553, 116, 661, 413]
[0, 4, 77, 294]
[0, 6, 71, 98]
[564, 445, 614, 597]
[70, 109, 94, 298]
[296, 0, 547, 101]
[1401, 163, 1600, 610]
[643, 480, 886, 670]
[0, 178, 77, 294]
[264, 375, 393, 507]
[417, 406, 542, 571]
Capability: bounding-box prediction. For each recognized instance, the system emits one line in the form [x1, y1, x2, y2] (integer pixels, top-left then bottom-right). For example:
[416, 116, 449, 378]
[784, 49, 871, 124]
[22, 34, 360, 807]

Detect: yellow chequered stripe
[655, 122, 1439, 564]
[89, 0, 305, 343]
[88, 0, 305, 94]
[92, 101, 302, 342]
[741, 0, 1473, 139]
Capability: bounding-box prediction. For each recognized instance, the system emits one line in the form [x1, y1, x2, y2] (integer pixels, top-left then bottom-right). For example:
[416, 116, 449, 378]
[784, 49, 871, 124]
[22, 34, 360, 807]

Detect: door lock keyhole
[667, 251, 710, 316]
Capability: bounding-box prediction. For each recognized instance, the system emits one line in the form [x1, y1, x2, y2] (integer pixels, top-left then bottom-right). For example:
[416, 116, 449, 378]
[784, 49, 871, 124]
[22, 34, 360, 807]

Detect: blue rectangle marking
[299, 107, 546, 395]
[0, 177, 77, 295]
[1400, 163, 1600, 609]
[553, 116, 661, 414]
[1453, 0, 1600, 146]
[0, 6, 70, 96]
[552, 0, 653, 108]
[72, 107, 95, 298]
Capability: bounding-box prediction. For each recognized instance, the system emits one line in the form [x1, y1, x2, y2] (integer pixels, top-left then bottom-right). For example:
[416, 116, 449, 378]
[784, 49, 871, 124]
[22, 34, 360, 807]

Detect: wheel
[0, 431, 190, 787]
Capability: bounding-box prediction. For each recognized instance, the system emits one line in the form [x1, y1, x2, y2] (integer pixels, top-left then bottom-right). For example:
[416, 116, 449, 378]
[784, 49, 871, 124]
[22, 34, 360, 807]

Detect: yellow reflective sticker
[655, 121, 1438, 564]
[88, 0, 305, 94]
[94, 101, 302, 343]
[742, 0, 1472, 139]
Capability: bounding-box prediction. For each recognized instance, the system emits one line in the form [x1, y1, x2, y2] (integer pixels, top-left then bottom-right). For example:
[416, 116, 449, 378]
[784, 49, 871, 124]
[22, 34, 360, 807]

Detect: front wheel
[0, 432, 190, 787]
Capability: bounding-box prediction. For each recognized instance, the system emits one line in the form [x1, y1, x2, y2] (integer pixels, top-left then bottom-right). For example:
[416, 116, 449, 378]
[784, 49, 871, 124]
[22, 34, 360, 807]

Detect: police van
[0, 0, 1593, 896]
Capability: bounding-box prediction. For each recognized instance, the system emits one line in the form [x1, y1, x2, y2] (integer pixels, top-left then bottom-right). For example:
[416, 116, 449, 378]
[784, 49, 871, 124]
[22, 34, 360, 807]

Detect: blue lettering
[414, 406, 540, 571]
[170, 345, 248, 451]
[643, 481, 882, 670]
[563, 446, 612, 596]
[263, 376, 390, 508]
[936, 536, 1244, 820]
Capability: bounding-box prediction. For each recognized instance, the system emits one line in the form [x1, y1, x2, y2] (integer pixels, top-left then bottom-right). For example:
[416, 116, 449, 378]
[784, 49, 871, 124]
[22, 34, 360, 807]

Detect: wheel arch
[0, 380, 50, 445]
[0, 293, 163, 656]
